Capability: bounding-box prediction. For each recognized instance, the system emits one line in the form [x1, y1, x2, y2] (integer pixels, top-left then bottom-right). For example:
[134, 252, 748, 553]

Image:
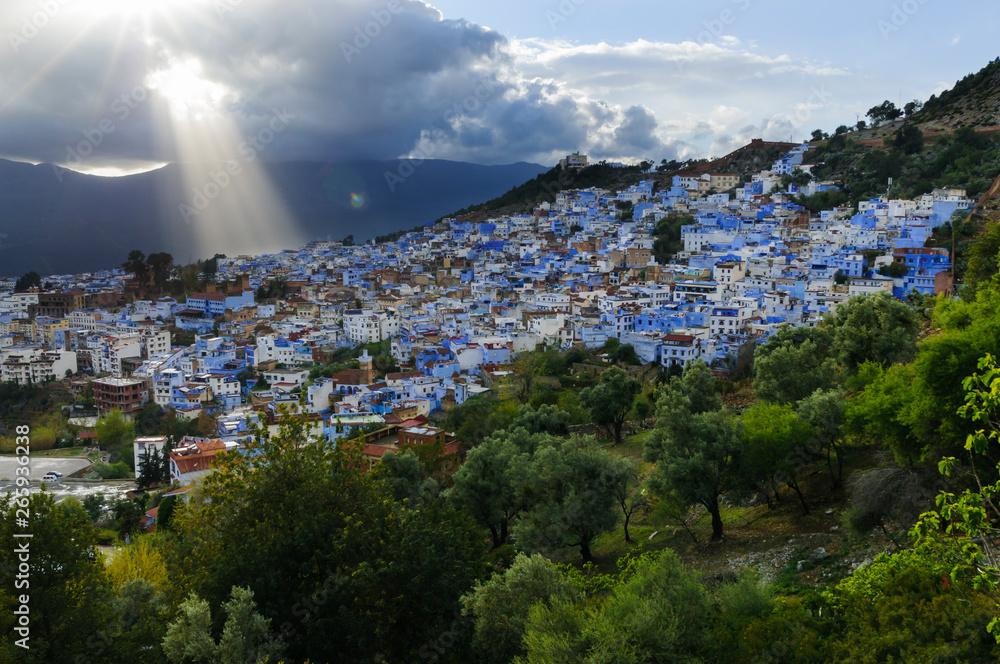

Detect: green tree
[512, 350, 546, 402]
[96, 461, 132, 479]
[442, 393, 517, 445]
[889, 123, 924, 154]
[965, 222, 1000, 296]
[515, 436, 625, 563]
[123, 249, 151, 295]
[96, 408, 137, 453]
[738, 403, 814, 514]
[825, 551, 999, 661]
[147, 252, 174, 294]
[519, 550, 710, 663]
[610, 455, 650, 542]
[112, 497, 147, 539]
[161, 593, 216, 663]
[829, 292, 920, 373]
[508, 403, 572, 436]
[645, 361, 738, 541]
[447, 430, 538, 549]
[461, 553, 583, 664]
[579, 366, 642, 445]
[105, 579, 173, 664]
[878, 261, 909, 278]
[169, 408, 487, 662]
[200, 253, 225, 280]
[866, 100, 902, 126]
[752, 325, 836, 405]
[137, 442, 172, 488]
[157, 495, 178, 531]
[906, 293, 1000, 450]
[373, 448, 438, 504]
[798, 387, 847, 486]
[14, 270, 42, 291]
[845, 362, 923, 465]
[911, 353, 1000, 643]
[82, 492, 106, 522]
[0, 493, 114, 663]
[610, 342, 641, 365]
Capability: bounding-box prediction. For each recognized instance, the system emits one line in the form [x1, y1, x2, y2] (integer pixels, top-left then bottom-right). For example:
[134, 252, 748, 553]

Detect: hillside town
[0, 142, 969, 486]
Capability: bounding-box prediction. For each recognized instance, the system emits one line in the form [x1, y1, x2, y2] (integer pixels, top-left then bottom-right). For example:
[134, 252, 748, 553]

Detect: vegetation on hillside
[802, 125, 1000, 210]
[14, 54, 1000, 664]
[10, 268, 1000, 662]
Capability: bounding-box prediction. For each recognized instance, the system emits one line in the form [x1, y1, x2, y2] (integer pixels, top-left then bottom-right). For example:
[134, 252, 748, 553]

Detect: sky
[0, 0, 997, 175]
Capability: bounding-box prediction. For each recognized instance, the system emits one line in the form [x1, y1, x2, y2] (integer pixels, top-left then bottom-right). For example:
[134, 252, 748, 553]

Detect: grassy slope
[545, 425, 898, 594]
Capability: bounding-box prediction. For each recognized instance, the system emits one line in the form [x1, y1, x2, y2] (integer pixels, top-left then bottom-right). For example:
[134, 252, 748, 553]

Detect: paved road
[0, 457, 92, 481]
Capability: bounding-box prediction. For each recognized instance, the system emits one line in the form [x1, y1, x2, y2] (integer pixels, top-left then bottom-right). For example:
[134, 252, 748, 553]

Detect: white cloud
[0, 0, 859, 168]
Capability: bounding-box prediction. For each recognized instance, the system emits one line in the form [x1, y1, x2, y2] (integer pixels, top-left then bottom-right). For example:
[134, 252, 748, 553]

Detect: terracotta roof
[172, 455, 219, 475]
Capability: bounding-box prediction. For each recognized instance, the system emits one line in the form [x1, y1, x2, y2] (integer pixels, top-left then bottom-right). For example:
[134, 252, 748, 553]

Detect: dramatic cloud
[0, 0, 858, 171]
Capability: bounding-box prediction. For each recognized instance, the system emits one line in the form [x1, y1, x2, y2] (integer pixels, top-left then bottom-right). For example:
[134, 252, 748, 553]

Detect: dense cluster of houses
[1, 141, 968, 494]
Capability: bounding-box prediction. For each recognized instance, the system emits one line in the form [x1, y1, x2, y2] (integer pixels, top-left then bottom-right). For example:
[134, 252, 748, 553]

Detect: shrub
[95, 461, 132, 480]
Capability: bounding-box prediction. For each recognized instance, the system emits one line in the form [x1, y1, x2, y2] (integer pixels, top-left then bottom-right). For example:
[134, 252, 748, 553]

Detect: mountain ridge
[0, 158, 547, 276]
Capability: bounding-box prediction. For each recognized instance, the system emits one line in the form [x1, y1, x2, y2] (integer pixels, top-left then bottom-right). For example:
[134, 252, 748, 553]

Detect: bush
[95, 461, 132, 480]
[825, 551, 1000, 662]
[94, 528, 118, 546]
[31, 427, 57, 450]
[844, 464, 941, 539]
[82, 493, 106, 522]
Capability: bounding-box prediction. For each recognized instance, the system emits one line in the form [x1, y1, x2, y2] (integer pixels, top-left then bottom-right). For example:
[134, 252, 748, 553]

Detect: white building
[343, 309, 400, 344]
[134, 435, 169, 474]
[1, 347, 77, 384]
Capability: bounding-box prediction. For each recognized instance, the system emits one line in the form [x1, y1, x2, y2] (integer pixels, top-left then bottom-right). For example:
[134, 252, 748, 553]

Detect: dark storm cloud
[0, 0, 672, 169]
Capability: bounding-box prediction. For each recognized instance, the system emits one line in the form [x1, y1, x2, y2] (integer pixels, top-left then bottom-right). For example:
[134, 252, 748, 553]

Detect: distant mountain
[0, 158, 547, 276]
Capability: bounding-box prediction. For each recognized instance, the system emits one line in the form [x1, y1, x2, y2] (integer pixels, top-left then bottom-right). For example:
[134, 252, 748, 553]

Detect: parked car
[41, 471, 64, 481]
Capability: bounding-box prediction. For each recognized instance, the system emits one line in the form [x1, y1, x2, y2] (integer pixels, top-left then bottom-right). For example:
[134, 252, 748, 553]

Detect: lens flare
[350, 192, 366, 208]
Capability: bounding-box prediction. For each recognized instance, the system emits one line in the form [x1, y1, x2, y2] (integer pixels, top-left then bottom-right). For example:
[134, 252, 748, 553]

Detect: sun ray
[3, 0, 305, 261]
[146, 56, 305, 260]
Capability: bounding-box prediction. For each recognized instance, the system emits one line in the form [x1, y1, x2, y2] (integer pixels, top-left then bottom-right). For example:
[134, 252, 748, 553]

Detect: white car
[41, 471, 64, 481]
